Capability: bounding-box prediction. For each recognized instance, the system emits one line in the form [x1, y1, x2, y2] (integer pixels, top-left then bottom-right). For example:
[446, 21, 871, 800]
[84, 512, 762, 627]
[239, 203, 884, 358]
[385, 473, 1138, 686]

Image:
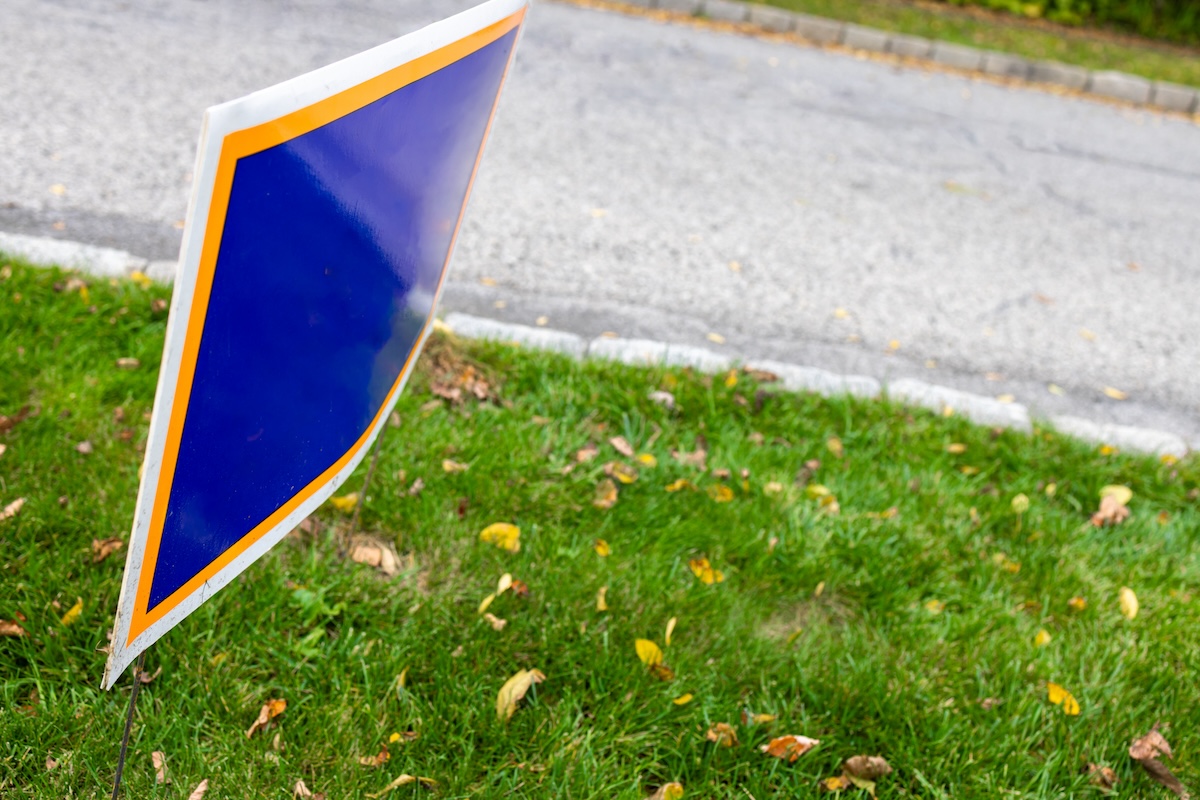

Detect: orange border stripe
[127, 8, 525, 645]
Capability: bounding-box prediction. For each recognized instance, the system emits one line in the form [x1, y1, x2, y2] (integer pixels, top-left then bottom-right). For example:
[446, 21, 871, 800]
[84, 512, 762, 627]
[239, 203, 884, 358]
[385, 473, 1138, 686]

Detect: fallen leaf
[924, 599, 945, 615]
[1034, 629, 1052, 647]
[1119, 587, 1139, 620]
[1092, 487, 1132, 527]
[665, 479, 695, 493]
[75, 441, 94, 455]
[671, 448, 707, 470]
[1130, 727, 1189, 798]
[1085, 763, 1117, 792]
[407, 477, 424, 496]
[723, 369, 738, 388]
[637, 453, 658, 467]
[116, 357, 140, 369]
[1011, 494, 1030, 514]
[480, 522, 520, 553]
[609, 436, 635, 457]
[645, 782, 684, 800]
[649, 663, 675, 681]
[665, 617, 677, 646]
[648, 390, 676, 409]
[496, 668, 545, 721]
[575, 444, 599, 463]
[688, 557, 724, 585]
[349, 536, 402, 576]
[45, 756, 58, 771]
[50, 183, 67, 195]
[246, 698, 287, 738]
[497, 573, 513, 594]
[1, 497, 26, 521]
[707, 332, 726, 345]
[483, 613, 507, 631]
[1047, 682, 1080, 715]
[593, 478, 618, 509]
[1101, 485, 1134, 505]
[92, 537, 124, 562]
[760, 734, 819, 762]
[635, 639, 664, 666]
[389, 731, 418, 744]
[442, 459, 469, 473]
[821, 776, 850, 791]
[478, 593, 496, 614]
[604, 461, 638, 484]
[707, 484, 733, 503]
[1, 620, 28, 637]
[1069, 596, 1087, 611]
[1099, 444, 1118, 456]
[1158, 511, 1171, 525]
[594, 539, 611, 557]
[366, 774, 436, 798]
[328, 493, 358, 512]
[763, 481, 784, 496]
[1104, 387, 1128, 401]
[673, 693, 694, 706]
[358, 747, 390, 767]
[981, 697, 1002, 710]
[60, 598, 83, 626]
[826, 436, 844, 458]
[844, 755, 893, 783]
[706, 723, 738, 747]
[511, 579, 530, 597]
[152, 751, 170, 784]
[750, 713, 777, 725]
[293, 779, 314, 798]
[596, 586, 608, 612]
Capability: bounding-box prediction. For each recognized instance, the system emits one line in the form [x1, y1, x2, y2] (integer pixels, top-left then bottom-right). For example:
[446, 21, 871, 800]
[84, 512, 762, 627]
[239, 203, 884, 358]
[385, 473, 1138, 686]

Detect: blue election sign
[103, 0, 528, 688]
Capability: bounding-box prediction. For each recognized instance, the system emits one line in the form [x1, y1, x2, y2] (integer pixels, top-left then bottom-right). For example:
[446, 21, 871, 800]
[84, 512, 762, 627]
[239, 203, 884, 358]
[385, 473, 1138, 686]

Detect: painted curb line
[591, 0, 1200, 115]
[2, 237, 1192, 459]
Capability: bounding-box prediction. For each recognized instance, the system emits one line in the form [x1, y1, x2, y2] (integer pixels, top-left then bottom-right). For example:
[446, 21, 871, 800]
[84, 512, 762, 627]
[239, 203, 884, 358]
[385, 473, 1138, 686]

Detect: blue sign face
[105, 0, 527, 688]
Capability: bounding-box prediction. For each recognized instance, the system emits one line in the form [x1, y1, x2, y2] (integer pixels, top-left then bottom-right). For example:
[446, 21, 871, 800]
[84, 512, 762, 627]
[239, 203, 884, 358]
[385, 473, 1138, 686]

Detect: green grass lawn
[2, 257, 1198, 798]
[750, 0, 1200, 89]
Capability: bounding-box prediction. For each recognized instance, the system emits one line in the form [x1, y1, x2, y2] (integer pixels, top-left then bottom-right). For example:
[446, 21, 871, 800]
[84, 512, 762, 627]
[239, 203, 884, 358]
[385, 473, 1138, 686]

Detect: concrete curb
[2, 233, 1192, 461]
[444, 312, 1190, 458]
[603, 0, 1200, 114]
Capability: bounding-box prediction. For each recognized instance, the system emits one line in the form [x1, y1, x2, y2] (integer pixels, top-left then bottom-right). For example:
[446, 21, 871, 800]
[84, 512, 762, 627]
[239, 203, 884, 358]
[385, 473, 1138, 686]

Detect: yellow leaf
[826, 436, 844, 458]
[708, 333, 727, 345]
[1034, 629, 1051, 647]
[763, 481, 784, 496]
[723, 369, 737, 388]
[688, 557, 724, 585]
[646, 782, 684, 800]
[706, 722, 738, 747]
[129, 270, 153, 290]
[1103, 386, 1128, 401]
[389, 732, 401, 743]
[496, 668, 545, 721]
[480, 523, 520, 553]
[594, 539, 611, 557]
[442, 458, 469, 473]
[593, 478, 618, 509]
[1099, 444, 1117, 456]
[497, 573, 513, 594]
[834, 307, 849, 319]
[672, 693, 694, 706]
[996, 393, 1016, 404]
[605, 461, 638, 484]
[596, 586, 608, 612]
[60, 597, 83, 626]
[478, 593, 496, 614]
[365, 774, 437, 798]
[822, 776, 849, 791]
[1100, 485, 1133, 505]
[707, 484, 733, 503]
[636, 453, 658, 467]
[1119, 587, 1139, 620]
[888, 339, 901, 351]
[760, 734, 819, 762]
[665, 479, 695, 493]
[328, 493, 358, 512]
[665, 616, 677, 646]
[806, 484, 830, 499]
[751, 713, 777, 724]
[1045, 482, 1057, 496]
[818, 494, 840, 515]
[635, 639, 663, 666]
[924, 599, 944, 615]
[1068, 596, 1087, 611]
[246, 698, 287, 738]
[1011, 493, 1030, 514]
[1047, 682, 1080, 715]
[946, 443, 967, 454]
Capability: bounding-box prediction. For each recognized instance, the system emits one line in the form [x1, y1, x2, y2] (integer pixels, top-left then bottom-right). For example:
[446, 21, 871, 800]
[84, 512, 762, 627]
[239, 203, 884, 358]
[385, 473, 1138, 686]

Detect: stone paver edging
[1, 222, 1193, 461]
[590, 0, 1200, 114]
[443, 312, 1192, 458]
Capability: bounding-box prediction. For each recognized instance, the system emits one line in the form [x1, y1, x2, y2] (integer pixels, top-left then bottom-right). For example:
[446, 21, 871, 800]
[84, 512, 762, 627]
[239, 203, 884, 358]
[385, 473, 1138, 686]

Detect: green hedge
[942, 0, 1200, 44]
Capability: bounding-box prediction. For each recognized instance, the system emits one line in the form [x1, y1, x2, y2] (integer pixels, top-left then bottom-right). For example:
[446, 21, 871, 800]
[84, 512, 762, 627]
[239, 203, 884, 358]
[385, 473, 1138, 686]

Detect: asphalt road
[3, 0, 1198, 443]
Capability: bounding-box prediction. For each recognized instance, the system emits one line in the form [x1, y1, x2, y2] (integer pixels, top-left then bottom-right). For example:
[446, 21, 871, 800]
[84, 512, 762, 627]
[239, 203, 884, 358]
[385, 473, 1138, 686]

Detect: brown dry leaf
[442, 459, 469, 473]
[45, 756, 58, 770]
[496, 668, 545, 721]
[826, 436, 844, 458]
[706, 722, 738, 748]
[1, 497, 26, 521]
[760, 734, 819, 762]
[0, 619, 28, 637]
[483, 613, 507, 631]
[293, 779, 315, 799]
[92, 537, 124, 563]
[1092, 494, 1131, 527]
[604, 461, 638, 484]
[187, 779, 209, 800]
[671, 448, 707, 471]
[407, 477, 424, 496]
[116, 357, 140, 370]
[593, 478, 618, 509]
[1130, 727, 1189, 799]
[1085, 763, 1117, 792]
[479, 522, 520, 553]
[0, 405, 33, 434]
[645, 782, 684, 800]
[511, 579, 530, 597]
[609, 436, 635, 457]
[688, 557, 724, 585]
[844, 755, 892, 781]
[152, 751, 170, 784]
[138, 665, 163, 685]
[648, 390, 676, 410]
[75, 440, 94, 455]
[349, 536, 401, 576]
[365, 774, 436, 798]
[575, 444, 599, 463]
[60, 597, 83, 626]
[648, 662, 675, 681]
[246, 698, 287, 738]
[358, 748, 390, 767]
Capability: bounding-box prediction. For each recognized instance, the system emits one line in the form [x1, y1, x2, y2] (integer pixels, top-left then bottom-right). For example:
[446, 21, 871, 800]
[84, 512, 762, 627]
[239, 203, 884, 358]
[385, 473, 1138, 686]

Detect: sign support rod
[110, 650, 148, 799]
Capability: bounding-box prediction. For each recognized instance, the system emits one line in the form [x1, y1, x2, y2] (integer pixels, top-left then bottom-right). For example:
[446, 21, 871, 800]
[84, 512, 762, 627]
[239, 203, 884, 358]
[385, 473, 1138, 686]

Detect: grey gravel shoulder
[443, 312, 1191, 457]
[613, 0, 1199, 113]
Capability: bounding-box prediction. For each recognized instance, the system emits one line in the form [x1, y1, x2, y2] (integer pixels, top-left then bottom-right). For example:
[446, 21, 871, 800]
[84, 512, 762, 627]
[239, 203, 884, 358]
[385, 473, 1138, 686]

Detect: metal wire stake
[110, 650, 148, 800]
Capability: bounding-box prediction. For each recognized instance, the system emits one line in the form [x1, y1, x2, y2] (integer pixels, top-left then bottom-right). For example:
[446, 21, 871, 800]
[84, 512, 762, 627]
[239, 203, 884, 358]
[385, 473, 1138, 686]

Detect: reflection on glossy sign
[103, 0, 527, 688]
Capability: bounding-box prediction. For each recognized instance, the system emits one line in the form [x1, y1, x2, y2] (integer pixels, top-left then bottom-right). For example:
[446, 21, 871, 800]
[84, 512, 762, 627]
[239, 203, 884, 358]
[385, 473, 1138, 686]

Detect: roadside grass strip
[2, 258, 1198, 798]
